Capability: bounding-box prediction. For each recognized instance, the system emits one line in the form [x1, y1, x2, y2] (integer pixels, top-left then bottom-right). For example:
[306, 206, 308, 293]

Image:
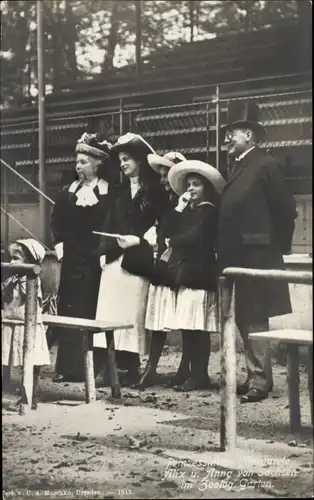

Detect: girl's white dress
[2, 277, 51, 366]
[145, 284, 177, 332]
[166, 287, 218, 332]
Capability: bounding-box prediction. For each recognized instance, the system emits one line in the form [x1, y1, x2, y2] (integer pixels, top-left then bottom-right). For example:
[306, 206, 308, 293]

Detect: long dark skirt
[55, 259, 104, 381]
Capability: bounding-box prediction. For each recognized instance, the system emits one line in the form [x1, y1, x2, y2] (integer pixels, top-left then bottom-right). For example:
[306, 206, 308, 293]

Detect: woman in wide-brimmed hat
[136, 151, 194, 389]
[50, 132, 114, 383]
[165, 160, 226, 391]
[93, 133, 166, 386]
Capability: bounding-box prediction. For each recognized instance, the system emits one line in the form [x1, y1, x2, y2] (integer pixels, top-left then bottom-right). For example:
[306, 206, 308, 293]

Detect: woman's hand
[175, 191, 191, 212]
[117, 235, 140, 249]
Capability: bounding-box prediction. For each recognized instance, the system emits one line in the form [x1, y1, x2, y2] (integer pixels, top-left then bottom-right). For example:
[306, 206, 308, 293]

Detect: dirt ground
[2, 346, 313, 500]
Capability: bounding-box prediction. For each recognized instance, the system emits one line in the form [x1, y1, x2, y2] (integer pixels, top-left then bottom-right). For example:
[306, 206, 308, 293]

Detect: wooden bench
[2, 314, 133, 405]
[249, 329, 313, 432]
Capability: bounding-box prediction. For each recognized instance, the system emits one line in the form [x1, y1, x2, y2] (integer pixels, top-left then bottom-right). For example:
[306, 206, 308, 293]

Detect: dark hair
[118, 147, 160, 210]
[185, 173, 220, 207]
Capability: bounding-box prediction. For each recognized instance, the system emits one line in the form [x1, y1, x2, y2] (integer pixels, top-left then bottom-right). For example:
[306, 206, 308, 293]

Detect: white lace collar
[68, 178, 108, 206]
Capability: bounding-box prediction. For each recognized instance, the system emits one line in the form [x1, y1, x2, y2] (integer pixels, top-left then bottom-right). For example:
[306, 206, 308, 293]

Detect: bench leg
[287, 344, 301, 432]
[82, 332, 96, 403]
[2, 365, 11, 390]
[106, 331, 121, 399]
[308, 345, 313, 425]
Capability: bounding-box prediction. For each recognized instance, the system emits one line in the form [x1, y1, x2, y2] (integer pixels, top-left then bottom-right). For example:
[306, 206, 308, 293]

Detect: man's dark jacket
[217, 147, 297, 325]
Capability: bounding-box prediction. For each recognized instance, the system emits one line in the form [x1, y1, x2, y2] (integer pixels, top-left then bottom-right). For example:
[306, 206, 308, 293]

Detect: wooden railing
[219, 267, 313, 452]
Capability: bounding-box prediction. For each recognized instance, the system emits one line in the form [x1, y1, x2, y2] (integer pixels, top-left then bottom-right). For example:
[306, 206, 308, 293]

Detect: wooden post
[37, 0, 47, 244]
[189, 0, 195, 42]
[205, 102, 210, 164]
[135, 0, 142, 88]
[3, 165, 10, 251]
[119, 98, 124, 136]
[2, 366, 11, 391]
[287, 344, 301, 432]
[20, 276, 38, 415]
[106, 331, 121, 399]
[307, 345, 313, 425]
[215, 85, 221, 172]
[82, 332, 96, 403]
[219, 276, 237, 452]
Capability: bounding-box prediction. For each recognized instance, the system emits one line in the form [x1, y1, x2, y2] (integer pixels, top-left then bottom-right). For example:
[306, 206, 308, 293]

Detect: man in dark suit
[217, 100, 297, 403]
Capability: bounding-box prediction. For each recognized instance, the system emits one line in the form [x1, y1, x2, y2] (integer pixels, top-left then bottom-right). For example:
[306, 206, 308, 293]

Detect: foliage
[0, 0, 302, 108]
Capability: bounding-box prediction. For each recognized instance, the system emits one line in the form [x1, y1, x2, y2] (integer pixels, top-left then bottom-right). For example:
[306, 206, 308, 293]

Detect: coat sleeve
[170, 205, 217, 251]
[261, 159, 297, 254]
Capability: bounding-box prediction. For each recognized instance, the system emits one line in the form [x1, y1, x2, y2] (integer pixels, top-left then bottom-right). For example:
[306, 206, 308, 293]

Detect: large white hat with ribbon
[168, 160, 226, 196]
[147, 151, 186, 173]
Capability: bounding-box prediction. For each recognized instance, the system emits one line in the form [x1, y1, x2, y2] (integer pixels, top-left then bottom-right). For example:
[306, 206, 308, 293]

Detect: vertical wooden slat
[82, 332, 96, 403]
[307, 345, 313, 425]
[219, 277, 237, 452]
[106, 331, 121, 399]
[20, 276, 38, 415]
[287, 344, 301, 432]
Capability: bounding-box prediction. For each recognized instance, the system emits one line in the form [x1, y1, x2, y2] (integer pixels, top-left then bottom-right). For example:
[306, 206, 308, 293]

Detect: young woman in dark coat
[93, 133, 166, 386]
[50, 133, 114, 382]
[136, 151, 193, 390]
[166, 160, 226, 391]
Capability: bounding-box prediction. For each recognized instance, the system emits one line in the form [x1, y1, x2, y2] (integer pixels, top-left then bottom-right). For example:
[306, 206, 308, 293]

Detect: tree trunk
[101, 1, 119, 71]
[51, 1, 64, 91]
[189, 0, 195, 42]
[64, 0, 79, 81]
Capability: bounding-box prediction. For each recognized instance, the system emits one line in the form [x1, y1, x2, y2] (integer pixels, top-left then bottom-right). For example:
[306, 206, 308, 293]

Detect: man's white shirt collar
[235, 146, 255, 162]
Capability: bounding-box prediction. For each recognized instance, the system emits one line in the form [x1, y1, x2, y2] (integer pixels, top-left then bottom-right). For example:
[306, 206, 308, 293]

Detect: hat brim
[76, 143, 110, 160]
[111, 136, 155, 156]
[147, 153, 173, 173]
[221, 120, 265, 137]
[168, 160, 226, 196]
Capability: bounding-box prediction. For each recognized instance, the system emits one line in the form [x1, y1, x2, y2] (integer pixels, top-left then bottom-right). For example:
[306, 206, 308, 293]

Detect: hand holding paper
[117, 235, 140, 249]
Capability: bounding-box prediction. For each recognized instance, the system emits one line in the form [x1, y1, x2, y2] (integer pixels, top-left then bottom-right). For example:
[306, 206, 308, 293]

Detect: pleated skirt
[166, 287, 218, 332]
[145, 284, 177, 332]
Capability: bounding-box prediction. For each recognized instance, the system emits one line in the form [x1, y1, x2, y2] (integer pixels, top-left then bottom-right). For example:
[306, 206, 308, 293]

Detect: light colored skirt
[145, 285, 177, 332]
[167, 287, 218, 332]
[93, 256, 150, 354]
[2, 323, 51, 367]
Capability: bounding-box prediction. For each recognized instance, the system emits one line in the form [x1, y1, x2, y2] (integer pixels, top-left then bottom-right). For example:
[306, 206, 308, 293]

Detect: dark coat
[98, 181, 166, 279]
[50, 180, 112, 379]
[150, 195, 178, 287]
[217, 147, 297, 325]
[164, 203, 218, 292]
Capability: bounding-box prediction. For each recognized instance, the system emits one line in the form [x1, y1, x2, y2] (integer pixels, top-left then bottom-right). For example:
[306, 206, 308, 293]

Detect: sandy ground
[2, 346, 313, 499]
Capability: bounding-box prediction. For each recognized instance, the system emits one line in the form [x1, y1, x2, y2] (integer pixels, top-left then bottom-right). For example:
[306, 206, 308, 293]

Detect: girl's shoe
[165, 370, 191, 388]
[173, 376, 211, 392]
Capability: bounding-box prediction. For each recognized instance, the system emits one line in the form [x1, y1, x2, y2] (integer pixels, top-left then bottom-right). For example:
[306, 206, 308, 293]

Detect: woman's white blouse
[130, 176, 140, 200]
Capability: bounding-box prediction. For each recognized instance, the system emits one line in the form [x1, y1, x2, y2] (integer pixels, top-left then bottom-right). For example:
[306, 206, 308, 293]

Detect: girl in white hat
[2, 238, 50, 411]
[137, 151, 192, 389]
[166, 160, 226, 391]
